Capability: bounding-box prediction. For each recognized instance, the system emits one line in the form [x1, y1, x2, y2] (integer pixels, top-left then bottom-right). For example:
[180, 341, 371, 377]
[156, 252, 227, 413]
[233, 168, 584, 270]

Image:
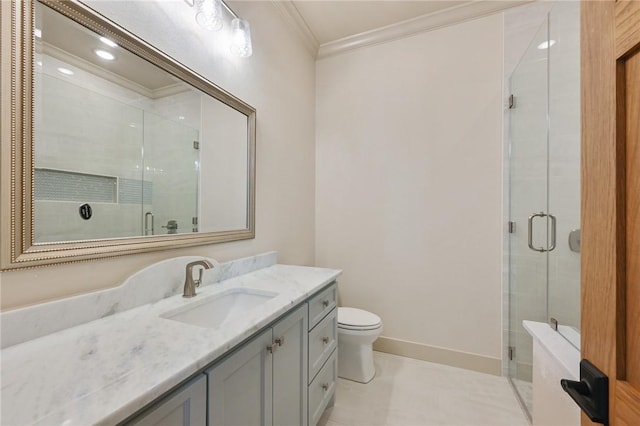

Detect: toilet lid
[338, 307, 382, 329]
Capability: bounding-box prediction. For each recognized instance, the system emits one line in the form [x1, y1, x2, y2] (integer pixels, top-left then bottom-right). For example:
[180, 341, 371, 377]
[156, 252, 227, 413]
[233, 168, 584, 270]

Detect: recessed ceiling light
[99, 36, 118, 48]
[178, 116, 185, 120]
[34, 28, 42, 38]
[57, 67, 74, 75]
[94, 49, 115, 61]
[537, 40, 556, 50]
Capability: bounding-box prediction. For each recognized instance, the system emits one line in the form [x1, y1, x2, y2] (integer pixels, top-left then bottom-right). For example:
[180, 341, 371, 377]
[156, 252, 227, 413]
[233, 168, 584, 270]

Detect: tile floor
[511, 378, 533, 419]
[319, 351, 530, 426]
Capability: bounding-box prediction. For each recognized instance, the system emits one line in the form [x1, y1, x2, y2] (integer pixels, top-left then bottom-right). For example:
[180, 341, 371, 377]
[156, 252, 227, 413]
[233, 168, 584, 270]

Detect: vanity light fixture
[537, 40, 556, 50]
[99, 36, 118, 48]
[94, 49, 115, 61]
[230, 18, 252, 58]
[57, 67, 74, 75]
[192, 0, 253, 58]
[195, 0, 223, 31]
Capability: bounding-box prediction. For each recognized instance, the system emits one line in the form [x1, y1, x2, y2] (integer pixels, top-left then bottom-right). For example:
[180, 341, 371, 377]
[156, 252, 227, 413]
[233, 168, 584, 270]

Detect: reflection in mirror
[33, 1, 249, 243]
[0, 0, 255, 269]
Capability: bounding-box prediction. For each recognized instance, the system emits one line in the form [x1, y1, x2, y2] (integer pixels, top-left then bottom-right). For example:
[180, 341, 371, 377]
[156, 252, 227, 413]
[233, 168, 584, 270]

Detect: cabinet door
[272, 304, 309, 426]
[206, 329, 273, 426]
[128, 375, 206, 426]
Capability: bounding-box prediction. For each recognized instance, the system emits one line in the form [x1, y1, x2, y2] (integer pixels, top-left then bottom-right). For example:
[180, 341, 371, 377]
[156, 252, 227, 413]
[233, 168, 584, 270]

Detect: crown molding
[317, 0, 529, 60]
[271, 0, 319, 58]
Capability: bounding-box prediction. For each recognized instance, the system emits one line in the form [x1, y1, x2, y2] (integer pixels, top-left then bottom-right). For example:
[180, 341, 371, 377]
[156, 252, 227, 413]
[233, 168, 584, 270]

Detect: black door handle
[561, 359, 609, 425]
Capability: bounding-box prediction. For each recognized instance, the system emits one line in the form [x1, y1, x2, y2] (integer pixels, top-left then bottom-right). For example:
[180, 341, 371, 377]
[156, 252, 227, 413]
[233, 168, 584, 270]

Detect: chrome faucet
[183, 260, 213, 298]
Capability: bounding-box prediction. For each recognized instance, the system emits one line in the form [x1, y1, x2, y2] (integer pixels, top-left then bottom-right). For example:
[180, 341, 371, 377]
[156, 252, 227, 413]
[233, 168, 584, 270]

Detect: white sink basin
[162, 288, 278, 329]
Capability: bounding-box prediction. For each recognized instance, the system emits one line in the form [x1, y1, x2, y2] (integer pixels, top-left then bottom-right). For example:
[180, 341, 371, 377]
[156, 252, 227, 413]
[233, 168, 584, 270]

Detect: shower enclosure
[33, 71, 201, 242]
[506, 1, 581, 418]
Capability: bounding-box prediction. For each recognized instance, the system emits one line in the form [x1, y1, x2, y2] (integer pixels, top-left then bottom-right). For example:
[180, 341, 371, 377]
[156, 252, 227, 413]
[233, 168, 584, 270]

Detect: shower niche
[505, 1, 581, 418]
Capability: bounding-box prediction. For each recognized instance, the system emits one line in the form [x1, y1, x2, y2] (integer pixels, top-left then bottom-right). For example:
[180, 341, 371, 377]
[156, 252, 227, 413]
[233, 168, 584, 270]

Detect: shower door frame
[505, 12, 552, 420]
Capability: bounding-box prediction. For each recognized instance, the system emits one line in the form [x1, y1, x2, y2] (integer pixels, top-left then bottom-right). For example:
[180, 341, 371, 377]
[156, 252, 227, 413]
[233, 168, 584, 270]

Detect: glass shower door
[142, 111, 200, 236]
[547, 0, 581, 346]
[507, 17, 550, 418]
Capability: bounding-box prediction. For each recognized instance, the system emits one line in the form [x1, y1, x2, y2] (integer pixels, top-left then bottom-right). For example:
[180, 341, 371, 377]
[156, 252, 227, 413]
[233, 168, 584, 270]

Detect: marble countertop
[1, 263, 341, 425]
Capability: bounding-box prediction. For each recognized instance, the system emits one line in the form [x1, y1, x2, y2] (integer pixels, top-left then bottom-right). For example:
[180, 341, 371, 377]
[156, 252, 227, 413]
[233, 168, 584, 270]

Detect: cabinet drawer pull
[322, 383, 329, 392]
[322, 300, 330, 307]
[266, 343, 278, 354]
[275, 336, 285, 346]
[322, 336, 330, 344]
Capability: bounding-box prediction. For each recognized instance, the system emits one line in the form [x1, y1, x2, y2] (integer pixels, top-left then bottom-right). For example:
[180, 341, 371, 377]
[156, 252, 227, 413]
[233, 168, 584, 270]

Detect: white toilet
[337, 307, 383, 383]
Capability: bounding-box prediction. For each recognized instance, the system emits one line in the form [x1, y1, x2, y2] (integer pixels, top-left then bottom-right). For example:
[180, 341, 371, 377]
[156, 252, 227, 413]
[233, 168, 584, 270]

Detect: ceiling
[291, 1, 469, 45]
[273, 0, 529, 56]
[37, 1, 179, 93]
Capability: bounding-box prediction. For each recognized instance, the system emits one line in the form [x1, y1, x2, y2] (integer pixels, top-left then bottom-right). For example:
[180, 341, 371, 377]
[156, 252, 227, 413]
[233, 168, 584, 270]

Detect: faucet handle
[194, 268, 204, 287]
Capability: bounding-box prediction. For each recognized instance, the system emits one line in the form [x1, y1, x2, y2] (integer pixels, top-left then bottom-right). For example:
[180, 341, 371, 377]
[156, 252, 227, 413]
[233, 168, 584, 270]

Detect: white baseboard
[373, 336, 502, 376]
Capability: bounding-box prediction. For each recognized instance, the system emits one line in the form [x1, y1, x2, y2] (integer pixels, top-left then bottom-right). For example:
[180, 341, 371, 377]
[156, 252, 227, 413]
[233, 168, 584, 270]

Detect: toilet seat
[338, 307, 382, 331]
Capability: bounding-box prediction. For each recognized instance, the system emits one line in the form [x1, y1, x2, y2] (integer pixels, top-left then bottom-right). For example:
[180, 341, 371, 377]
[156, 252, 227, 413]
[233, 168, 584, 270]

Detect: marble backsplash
[0, 251, 277, 349]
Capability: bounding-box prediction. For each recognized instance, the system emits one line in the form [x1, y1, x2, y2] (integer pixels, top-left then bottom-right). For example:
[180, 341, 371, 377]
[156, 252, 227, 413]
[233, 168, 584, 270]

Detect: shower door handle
[528, 212, 557, 252]
[548, 214, 556, 252]
[528, 212, 547, 252]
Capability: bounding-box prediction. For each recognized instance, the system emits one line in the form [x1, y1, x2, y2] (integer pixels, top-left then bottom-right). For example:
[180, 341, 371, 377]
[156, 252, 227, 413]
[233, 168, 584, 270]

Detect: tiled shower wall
[34, 54, 200, 242]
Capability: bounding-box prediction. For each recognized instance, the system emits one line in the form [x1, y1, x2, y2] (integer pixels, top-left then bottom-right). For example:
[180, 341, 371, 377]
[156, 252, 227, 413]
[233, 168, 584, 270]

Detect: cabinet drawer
[308, 308, 337, 383]
[308, 282, 337, 330]
[308, 350, 337, 426]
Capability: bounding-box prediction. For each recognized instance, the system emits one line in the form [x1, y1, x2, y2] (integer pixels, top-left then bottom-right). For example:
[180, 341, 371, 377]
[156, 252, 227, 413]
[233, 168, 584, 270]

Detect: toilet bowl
[337, 307, 383, 383]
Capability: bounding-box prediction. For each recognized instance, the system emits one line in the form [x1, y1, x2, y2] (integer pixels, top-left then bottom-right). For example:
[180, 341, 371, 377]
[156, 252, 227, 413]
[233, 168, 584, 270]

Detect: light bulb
[195, 0, 223, 31]
[230, 18, 252, 58]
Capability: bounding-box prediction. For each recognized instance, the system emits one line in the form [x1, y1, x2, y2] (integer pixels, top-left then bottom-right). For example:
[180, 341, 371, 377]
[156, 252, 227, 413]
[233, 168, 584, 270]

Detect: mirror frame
[0, 0, 256, 270]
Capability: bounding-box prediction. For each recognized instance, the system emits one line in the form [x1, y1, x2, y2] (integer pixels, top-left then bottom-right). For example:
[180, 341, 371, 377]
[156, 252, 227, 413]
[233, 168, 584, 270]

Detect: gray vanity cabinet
[273, 305, 309, 426]
[206, 328, 273, 426]
[125, 284, 337, 426]
[127, 375, 207, 425]
[206, 304, 308, 426]
[307, 282, 338, 426]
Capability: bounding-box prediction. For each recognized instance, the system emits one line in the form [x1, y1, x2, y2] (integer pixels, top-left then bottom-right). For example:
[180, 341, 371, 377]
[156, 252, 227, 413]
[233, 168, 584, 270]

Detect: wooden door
[582, 0, 640, 425]
[272, 305, 309, 426]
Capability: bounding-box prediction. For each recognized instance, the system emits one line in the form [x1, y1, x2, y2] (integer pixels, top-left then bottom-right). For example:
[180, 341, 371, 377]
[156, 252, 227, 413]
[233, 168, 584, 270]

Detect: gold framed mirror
[0, 0, 256, 270]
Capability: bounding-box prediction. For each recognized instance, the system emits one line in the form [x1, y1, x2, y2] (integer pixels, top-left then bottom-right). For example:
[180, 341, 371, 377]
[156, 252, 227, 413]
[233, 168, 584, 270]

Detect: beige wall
[1, 1, 316, 310]
[315, 14, 504, 360]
